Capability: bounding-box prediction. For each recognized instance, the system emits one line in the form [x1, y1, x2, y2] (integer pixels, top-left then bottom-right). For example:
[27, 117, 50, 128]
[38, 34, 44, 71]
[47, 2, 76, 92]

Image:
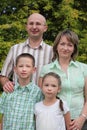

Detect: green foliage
[0, 42, 13, 69]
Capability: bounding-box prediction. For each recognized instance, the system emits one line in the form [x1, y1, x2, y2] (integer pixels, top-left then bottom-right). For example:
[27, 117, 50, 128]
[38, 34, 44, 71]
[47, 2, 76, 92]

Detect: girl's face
[42, 76, 60, 99]
[57, 35, 74, 60]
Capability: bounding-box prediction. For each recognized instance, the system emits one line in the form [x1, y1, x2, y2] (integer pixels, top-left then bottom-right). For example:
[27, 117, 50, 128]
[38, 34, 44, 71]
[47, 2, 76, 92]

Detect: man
[0, 13, 53, 92]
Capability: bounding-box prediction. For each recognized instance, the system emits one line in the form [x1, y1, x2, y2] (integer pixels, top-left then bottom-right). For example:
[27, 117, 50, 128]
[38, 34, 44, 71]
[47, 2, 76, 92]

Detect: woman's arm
[69, 77, 87, 130]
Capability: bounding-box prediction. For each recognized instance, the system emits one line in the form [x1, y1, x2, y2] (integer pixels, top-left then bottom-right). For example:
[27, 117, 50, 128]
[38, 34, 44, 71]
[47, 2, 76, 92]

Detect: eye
[44, 83, 49, 87]
[59, 42, 65, 46]
[52, 84, 57, 87]
[26, 65, 31, 67]
[28, 22, 33, 25]
[68, 43, 73, 47]
[36, 22, 42, 26]
[18, 65, 23, 67]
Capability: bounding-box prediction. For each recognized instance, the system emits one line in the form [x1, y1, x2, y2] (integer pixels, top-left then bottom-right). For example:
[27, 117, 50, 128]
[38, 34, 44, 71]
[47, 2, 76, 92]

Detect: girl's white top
[34, 100, 69, 130]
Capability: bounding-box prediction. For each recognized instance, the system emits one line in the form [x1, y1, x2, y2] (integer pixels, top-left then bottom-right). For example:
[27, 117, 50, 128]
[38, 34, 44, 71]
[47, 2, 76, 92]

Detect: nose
[64, 45, 68, 50]
[22, 66, 26, 71]
[47, 86, 52, 91]
[32, 23, 37, 28]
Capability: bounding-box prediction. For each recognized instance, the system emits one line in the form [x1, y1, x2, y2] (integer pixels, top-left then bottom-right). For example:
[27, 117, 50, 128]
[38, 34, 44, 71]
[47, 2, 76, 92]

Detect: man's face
[26, 13, 47, 40]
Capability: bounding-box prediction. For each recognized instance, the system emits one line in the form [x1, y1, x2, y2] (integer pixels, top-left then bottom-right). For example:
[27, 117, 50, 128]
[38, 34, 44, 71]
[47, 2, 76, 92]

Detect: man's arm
[0, 76, 9, 86]
[0, 76, 14, 92]
[0, 46, 15, 93]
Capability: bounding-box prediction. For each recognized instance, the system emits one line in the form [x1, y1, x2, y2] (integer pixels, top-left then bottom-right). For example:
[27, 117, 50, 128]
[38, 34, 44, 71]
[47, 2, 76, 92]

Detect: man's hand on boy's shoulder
[3, 80, 14, 93]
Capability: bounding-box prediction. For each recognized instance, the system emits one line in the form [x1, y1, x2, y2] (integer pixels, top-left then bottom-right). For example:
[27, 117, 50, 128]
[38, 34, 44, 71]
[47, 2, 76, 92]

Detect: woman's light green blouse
[40, 59, 87, 119]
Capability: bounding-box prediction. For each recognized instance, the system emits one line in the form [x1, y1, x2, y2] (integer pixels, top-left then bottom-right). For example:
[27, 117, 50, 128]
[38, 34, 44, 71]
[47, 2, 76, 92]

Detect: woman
[39, 29, 87, 130]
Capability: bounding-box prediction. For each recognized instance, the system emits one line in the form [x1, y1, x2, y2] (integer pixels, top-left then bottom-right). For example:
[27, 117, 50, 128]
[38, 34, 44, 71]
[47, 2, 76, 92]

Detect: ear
[43, 25, 48, 32]
[57, 86, 61, 93]
[14, 66, 17, 73]
[32, 67, 37, 74]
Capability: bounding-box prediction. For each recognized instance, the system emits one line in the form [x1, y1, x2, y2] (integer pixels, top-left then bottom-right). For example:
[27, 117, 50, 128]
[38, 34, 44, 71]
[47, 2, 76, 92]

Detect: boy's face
[14, 57, 36, 80]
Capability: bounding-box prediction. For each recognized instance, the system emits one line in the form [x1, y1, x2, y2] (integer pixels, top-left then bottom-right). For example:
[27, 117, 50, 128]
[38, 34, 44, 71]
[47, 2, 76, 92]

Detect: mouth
[31, 30, 39, 34]
[46, 92, 52, 95]
[21, 73, 27, 75]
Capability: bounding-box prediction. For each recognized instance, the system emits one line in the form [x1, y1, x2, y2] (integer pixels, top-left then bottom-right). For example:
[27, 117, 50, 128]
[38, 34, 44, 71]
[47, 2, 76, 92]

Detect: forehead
[44, 76, 58, 82]
[18, 57, 32, 63]
[28, 14, 46, 23]
[60, 35, 73, 43]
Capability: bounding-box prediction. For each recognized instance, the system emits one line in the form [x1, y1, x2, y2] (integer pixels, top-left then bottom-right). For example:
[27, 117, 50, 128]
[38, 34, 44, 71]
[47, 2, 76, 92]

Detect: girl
[35, 72, 71, 130]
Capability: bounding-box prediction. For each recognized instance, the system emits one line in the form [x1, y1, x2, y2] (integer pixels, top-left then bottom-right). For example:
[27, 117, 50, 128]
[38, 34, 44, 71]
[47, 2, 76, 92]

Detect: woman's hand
[69, 116, 85, 130]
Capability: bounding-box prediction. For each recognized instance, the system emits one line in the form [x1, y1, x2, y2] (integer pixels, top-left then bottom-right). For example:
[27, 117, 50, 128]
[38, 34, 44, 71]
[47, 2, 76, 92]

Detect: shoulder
[35, 101, 43, 111]
[31, 82, 40, 90]
[40, 61, 57, 77]
[11, 39, 27, 49]
[75, 61, 87, 76]
[0, 92, 8, 101]
[41, 60, 56, 71]
[43, 62, 53, 68]
[34, 101, 43, 115]
[76, 61, 87, 67]
[35, 101, 42, 107]
[40, 62, 52, 74]
[42, 42, 53, 49]
[31, 83, 42, 94]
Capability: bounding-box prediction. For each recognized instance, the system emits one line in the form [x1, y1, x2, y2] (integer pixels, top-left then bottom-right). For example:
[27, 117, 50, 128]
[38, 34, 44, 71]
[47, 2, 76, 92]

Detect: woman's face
[57, 35, 74, 60]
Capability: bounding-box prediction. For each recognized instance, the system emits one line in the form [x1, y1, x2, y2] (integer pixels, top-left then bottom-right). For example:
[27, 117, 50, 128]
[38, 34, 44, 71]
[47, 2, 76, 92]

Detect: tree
[0, 0, 87, 72]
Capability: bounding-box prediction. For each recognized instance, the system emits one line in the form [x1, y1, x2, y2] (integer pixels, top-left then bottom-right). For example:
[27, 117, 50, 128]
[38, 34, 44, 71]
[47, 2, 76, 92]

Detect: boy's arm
[64, 111, 71, 130]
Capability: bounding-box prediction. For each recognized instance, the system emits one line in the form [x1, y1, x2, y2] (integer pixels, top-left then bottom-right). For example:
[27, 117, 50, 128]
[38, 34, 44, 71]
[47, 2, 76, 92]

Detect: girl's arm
[64, 111, 71, 130]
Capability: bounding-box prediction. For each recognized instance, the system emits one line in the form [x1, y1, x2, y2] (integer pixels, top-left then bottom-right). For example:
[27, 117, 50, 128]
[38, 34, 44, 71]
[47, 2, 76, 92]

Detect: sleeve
[40, 62, 54, 77]
[40, 64, 52, 78]
[0, 92, 7, 114]
[34, 102, 40, 116]
[34, 103, 37, 116]
[62, 100, 70, 115]
[40, 66, 47, 77]
[36, 89, 43, 102]
[1, 46, 14, 77]
[82, 63, 87, 77]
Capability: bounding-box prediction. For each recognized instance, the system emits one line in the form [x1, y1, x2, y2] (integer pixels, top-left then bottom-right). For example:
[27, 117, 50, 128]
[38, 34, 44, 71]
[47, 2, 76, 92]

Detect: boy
[0, 53, 42, 130]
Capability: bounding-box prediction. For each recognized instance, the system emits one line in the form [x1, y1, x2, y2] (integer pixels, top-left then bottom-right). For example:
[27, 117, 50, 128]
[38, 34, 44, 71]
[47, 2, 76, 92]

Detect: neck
[29, 37, 42, 48]
[59, 58, 70, 66]
[59, 58, 71, 72]
[43, 98, 57, 106]
[18, 78, 30, 87]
